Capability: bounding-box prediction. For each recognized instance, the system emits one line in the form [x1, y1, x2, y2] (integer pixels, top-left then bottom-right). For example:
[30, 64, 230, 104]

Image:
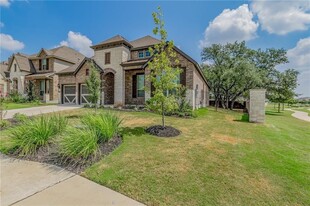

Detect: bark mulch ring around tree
[7, 136, 122, 174]
[146, 125, 181, 137]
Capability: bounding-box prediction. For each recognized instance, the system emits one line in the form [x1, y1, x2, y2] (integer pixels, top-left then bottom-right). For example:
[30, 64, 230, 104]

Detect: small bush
[9, 91, 26, 103]
[10, 114, 68, 156]
[13, 113, 28, 122]
[81, 112, 122, 142]
[59, 127, 99, 159]
[0, 120, 10, 129]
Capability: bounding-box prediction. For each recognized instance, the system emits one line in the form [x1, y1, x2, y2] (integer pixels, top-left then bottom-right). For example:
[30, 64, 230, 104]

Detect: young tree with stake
[147, 7, 181, 127]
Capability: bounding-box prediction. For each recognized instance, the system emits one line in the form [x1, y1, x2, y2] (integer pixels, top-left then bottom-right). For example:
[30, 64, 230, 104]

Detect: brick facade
[125, 69, 145, 105]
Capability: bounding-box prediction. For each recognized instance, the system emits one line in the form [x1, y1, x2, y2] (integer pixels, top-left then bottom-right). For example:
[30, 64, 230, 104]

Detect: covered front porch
[25, 73, 58, 103]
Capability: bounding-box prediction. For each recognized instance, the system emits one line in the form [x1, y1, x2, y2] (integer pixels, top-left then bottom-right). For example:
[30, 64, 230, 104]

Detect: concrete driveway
[4, 105, 82, 119]
[0, 154, 144, 206]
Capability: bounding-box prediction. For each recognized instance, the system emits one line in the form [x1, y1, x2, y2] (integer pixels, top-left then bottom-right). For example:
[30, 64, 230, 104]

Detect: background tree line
[201, 41, 299, 112]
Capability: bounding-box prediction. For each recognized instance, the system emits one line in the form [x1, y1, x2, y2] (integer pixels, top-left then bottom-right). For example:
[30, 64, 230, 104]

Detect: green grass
[82, 107, 309, 206]
[0, 107, 309, 205]
[5, 102, 56, 110]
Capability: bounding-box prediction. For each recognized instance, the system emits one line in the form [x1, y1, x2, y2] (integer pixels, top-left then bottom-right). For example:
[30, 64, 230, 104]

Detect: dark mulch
[7, 136, 122, 174]
[146, 125, 181, 137]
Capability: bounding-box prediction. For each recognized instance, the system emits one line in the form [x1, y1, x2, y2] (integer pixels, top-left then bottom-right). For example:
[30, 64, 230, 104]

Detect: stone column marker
[249, 89, 266, 123]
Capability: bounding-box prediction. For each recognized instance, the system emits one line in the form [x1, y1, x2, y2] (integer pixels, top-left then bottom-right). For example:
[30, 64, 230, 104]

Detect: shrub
[59, 127, 99, 159]
[9, 91, 26, 103]
[81, 112, 122, 142]
[10, 114, 68, 156]
[0, 120, 10, 129]
[13, 113, 28, 122]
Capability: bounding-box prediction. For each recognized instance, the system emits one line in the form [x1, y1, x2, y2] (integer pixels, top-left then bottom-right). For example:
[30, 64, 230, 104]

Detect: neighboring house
[0, 61, 9, 96]
[7, 53, 33, 95]
[58, 35, 209, 109]
[25, 46, 85, 102]
[6, 46, 85, 102]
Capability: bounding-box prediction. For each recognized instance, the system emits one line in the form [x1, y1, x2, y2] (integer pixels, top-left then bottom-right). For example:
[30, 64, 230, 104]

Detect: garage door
[80, 84, 91, 104]
[63, 85, 76, 104]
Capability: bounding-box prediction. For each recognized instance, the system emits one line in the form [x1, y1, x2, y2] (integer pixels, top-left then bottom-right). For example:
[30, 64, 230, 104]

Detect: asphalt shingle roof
[130, 35, 161, 49]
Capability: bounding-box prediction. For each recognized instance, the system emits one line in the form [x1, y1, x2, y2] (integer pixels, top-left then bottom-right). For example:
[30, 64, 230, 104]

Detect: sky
[0, 0, 309, 97]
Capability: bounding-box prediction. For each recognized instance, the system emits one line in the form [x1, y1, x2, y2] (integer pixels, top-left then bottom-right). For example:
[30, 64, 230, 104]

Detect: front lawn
[83, 107, 309, 205]
[1, 107, 309, 205]
[5, 102, 56, 110]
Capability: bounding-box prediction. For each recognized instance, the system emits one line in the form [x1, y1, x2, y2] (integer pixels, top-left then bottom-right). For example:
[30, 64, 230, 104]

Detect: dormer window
[138, 51, 144, 58]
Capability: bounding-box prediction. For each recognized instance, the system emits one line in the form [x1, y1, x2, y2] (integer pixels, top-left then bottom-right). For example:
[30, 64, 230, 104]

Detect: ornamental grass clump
[10, 114, 67, 156]
[59, 127, 99, 159]
[81, 112, 122, 142]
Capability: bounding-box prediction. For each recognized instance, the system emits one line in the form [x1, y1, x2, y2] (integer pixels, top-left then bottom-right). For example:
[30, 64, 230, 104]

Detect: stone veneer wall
[249, 89, 266, 123]
[125, 69, 145, 105]
[93, 45, 130, 106]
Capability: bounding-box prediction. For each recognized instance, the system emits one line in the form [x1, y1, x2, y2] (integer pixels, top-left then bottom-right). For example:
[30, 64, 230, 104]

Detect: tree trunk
[278, 102, 281, 113]
[215, 98, 218, 111]
[226, 98, 229, 110]
[161, 102, 165, 127]
[282, 103, 284, 111]
[230, 100, 235, 110]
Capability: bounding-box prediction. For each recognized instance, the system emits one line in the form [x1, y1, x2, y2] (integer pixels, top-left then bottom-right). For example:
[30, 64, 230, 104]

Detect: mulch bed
[146, 125, 181, 137]
[7, 136, 122, 174]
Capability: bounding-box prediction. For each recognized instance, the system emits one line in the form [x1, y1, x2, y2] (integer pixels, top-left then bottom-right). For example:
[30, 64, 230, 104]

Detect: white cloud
[57, 31, 93, 57]
[278, 37, 310, 97]
[0, 22, 4, 28]
[200, 4, 259, 48]
[0, 33, 25, 51]
[251, 0, 310, 35]
[0, 0, 10, 7]
[286, 37, 310, 73]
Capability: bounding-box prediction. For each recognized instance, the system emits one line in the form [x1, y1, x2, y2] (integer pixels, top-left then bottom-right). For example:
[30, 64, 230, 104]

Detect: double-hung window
[41, 58, 48, 70]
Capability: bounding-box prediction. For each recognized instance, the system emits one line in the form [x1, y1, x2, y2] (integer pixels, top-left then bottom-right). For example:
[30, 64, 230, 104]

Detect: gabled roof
[30, 46, 85, 64]
[140, 45, 210, 88]
[56, 58, 103, 75]
[130, 35, 161, 49]
[91, 35, 133, 49]
[8, 53, 34, 73]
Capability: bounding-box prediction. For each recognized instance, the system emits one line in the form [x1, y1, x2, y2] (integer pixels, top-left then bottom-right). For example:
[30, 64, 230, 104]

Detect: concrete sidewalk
[286, 109, 310, 122]
[4, 105, 82, 119]
[0, 155, 144, 206]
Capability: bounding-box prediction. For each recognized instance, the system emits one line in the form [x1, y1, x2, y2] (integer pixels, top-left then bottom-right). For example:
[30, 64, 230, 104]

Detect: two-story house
[7, 53, 34, 95]
[6, 46, 85, 102]
[57, 35, 209, 109]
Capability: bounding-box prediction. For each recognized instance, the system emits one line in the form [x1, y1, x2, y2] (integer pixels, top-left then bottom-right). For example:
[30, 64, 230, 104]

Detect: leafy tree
[269, 69, 299, 112]
[86, 62, 101, 111]
[202, 41, 261, 110]
[250, 48, 289, 98]
[146, 7, 181, 127]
